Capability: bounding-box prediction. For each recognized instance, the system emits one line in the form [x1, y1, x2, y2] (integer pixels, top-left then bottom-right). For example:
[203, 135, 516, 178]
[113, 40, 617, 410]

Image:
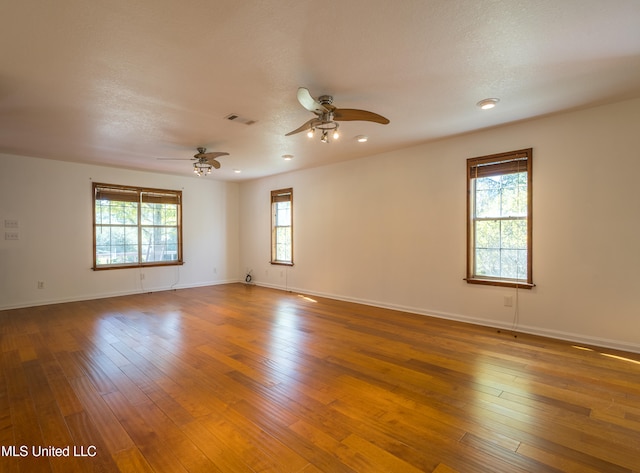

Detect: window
[93, 183, 183, 270]
[271, 188, 293, 265]
[467, 149, 533, 288]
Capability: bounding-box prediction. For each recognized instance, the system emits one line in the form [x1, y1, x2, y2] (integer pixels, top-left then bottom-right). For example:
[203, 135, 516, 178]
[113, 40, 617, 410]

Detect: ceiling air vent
[224, 113, 256, 125]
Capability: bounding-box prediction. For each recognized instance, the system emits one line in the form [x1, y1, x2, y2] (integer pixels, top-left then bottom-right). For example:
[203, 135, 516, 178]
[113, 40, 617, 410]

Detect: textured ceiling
[1, 0, 640, 181]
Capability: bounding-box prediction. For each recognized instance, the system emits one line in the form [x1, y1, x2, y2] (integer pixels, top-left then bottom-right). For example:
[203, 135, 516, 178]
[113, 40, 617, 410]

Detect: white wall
[239, 98, 640, 353]
[0, 154, 240, 309]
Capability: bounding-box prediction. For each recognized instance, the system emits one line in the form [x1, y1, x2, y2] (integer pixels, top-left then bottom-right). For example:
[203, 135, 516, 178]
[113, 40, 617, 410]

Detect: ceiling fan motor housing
[318, 95, 334, 106]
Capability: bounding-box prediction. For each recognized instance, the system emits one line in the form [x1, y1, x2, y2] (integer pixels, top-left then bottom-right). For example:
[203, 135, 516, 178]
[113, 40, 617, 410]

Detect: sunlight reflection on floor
[572, 345, 640, 365]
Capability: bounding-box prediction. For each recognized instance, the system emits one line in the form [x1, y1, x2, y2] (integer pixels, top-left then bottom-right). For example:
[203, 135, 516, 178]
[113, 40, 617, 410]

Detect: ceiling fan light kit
[193, 162, 212, 176]
[306, 119, 340, 143]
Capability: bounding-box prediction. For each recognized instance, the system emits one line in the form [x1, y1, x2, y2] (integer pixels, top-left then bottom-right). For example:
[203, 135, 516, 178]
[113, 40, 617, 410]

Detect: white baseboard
[0, 279, 239, 311]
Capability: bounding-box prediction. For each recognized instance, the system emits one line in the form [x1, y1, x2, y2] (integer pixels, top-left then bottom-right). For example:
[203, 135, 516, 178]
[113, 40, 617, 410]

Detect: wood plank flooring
[1, 283, 639, 472]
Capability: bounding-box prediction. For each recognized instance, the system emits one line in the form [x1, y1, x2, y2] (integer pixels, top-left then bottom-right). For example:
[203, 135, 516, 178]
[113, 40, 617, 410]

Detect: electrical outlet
[504, 296, 513, 307]
[37, 281, 45, 289]
[140, 273, 145, 280]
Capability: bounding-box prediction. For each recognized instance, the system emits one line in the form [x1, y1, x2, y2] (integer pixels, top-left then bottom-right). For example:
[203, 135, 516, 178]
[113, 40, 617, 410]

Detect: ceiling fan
[286, 87, 389, 142]
[159, 147, 229, 176]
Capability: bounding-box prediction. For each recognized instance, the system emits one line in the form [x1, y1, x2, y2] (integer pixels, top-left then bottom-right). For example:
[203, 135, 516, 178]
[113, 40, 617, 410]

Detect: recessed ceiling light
[477, 98, 500, 110]
[355, 135, 368, 143]
[282, 154, 294, 160]
[233, 169, 242, 173]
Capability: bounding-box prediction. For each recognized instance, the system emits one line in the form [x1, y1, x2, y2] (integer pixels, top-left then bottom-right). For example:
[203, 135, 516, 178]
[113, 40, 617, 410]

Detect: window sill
[465, 278, 535, 289]
[93, 261, 184, 271]
[270, 261, 294, 266]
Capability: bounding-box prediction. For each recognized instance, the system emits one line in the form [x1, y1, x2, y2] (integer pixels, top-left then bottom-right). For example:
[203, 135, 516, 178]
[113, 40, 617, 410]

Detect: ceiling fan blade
[201, 152, 229, 160]
[157, 158, 195, 161]
[207, 159, 221, 169]
[285, 118, 318, 136]
[333, 108, 390, 124]
[297, 87, 328, 114]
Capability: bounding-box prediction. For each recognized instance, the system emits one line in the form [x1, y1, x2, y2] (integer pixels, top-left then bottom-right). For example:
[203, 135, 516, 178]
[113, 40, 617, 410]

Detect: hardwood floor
[1, 283, 639, 472]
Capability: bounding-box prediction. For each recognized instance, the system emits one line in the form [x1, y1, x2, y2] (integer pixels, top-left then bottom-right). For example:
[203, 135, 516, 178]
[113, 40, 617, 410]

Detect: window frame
[270, 188, 293, 266]
[466, 148, 534, 288]
[92, 182, 183, 270]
